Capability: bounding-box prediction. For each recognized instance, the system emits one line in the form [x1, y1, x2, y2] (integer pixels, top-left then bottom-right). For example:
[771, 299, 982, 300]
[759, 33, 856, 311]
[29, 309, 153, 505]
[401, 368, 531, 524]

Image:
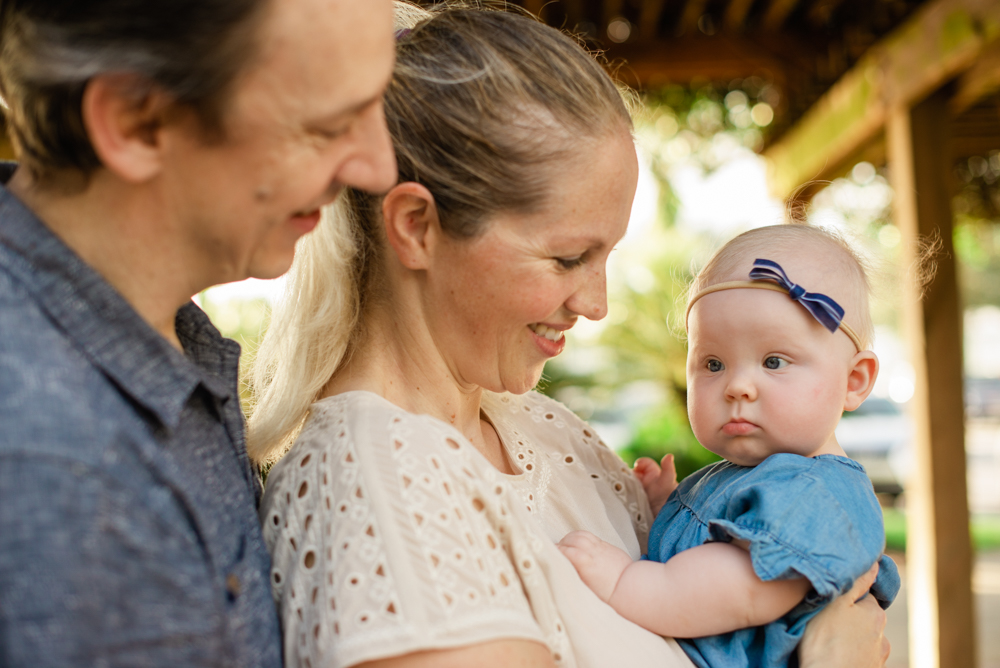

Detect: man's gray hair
[0, 0, 267, 181]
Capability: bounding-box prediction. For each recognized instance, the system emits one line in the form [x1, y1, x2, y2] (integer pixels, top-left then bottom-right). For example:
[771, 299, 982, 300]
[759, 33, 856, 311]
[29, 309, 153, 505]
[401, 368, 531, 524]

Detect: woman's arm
[355, 638, 556, 668]
[798, 563, 890, 668]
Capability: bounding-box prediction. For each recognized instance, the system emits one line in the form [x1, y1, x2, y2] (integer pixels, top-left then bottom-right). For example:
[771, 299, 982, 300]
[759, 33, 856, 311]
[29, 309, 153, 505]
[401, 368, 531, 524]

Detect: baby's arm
[558, 531, 811, 638]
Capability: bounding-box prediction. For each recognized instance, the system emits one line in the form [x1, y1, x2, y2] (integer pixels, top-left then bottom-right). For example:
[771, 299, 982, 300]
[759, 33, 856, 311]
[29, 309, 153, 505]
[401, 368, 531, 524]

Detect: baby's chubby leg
[557, 531, 633, 603]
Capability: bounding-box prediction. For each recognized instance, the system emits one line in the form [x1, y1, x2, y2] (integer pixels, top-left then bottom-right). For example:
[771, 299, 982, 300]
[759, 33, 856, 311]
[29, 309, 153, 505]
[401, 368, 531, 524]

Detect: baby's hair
[689, 224, 876, 349]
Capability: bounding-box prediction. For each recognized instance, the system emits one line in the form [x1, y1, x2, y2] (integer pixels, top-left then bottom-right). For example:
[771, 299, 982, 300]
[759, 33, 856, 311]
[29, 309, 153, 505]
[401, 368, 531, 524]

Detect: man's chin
[246, 253, 296, 281]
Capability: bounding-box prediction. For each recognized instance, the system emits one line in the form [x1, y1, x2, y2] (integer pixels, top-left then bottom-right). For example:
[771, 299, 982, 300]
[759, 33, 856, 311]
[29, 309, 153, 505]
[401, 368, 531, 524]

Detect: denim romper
[647, 453, 900, 668]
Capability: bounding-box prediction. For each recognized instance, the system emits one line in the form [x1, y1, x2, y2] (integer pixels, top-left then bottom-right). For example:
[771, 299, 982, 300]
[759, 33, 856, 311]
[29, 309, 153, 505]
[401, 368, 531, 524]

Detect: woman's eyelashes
[555, 254, 586, 269]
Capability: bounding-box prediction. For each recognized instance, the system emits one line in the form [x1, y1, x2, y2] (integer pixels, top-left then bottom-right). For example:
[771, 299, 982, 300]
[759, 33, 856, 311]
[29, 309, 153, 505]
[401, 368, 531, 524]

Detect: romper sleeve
[704, 454, 899, 606]
[261, 396, 549, 668]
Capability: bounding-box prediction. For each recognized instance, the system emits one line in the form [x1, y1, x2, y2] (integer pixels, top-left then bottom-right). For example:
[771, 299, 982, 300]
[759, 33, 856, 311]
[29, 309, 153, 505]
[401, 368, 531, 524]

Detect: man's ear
[81, 74, 173, 183]
[382, 182, 440, 271]
[843, 350, 879, 412]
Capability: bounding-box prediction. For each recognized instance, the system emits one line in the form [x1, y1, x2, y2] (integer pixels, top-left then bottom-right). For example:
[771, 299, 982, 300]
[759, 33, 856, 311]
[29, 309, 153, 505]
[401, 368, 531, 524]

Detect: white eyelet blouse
[261, 390, 695, 668]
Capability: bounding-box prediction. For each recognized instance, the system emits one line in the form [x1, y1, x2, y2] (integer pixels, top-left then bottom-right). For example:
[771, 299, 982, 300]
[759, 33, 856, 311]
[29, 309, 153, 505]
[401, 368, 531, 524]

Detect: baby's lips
[722, 420, 758, 436]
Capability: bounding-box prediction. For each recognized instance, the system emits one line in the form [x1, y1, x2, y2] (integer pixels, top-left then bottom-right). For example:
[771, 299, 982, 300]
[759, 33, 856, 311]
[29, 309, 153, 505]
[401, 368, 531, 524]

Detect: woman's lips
[289, 209, 321, 234]
[528, 323, 567, 357]
[722, 419, 758, 436]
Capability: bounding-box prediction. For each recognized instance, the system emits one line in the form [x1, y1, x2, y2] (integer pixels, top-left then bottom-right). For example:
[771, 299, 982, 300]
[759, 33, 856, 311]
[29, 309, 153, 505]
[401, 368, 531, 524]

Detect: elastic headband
[686, 259, 863, 352]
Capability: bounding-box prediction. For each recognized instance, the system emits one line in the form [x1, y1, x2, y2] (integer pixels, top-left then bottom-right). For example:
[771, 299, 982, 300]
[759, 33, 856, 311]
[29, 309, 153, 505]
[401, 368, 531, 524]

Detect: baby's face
[686, 287, 860, 466]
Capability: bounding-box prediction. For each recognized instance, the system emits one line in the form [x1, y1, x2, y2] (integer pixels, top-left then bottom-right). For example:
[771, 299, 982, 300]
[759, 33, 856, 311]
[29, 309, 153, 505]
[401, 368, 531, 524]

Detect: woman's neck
[321, 303, 492, 458]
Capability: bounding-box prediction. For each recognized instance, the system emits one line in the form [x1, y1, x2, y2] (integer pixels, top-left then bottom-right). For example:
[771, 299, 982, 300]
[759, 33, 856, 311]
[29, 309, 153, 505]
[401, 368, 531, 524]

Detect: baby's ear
[843, 351, 879, 412]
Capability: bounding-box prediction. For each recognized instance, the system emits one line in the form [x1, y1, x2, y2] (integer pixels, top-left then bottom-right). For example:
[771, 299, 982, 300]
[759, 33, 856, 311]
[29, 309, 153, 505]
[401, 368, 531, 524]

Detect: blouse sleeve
[261, 396, 551, 668]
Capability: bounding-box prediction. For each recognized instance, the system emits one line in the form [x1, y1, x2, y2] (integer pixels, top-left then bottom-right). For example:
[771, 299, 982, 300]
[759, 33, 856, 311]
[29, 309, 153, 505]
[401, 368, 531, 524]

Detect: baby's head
[684, 224, 879, 466]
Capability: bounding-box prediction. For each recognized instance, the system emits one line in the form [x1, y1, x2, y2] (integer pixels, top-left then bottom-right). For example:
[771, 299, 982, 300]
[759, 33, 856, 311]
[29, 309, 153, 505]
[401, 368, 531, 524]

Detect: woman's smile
[528, 322, 569, 357]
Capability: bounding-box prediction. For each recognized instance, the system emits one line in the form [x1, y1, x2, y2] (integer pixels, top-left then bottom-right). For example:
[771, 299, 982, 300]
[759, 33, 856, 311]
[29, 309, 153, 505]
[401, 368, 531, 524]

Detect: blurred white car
[835, 397, 912, 500]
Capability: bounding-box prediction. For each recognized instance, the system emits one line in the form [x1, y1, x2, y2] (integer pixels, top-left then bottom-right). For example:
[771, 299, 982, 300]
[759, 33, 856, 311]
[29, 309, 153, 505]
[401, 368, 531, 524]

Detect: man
[0, 0, 396, 664]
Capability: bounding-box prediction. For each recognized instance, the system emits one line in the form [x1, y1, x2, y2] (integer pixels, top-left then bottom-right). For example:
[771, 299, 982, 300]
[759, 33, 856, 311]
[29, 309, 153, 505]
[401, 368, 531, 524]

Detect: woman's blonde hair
[247, 2, 634, 463]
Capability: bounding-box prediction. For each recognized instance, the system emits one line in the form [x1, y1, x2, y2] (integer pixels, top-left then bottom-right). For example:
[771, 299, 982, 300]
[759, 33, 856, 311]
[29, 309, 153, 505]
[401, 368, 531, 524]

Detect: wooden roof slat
[604, 0, 625, 27]
[724, 0, 758, 31]
[524, 0, 546, 18]
[951, 40, 1000, 115]
[611, 34, 798, 83]
[678, 0, 711, 34]
[760, 0, 804, 30]
[639, 0, 668, 40]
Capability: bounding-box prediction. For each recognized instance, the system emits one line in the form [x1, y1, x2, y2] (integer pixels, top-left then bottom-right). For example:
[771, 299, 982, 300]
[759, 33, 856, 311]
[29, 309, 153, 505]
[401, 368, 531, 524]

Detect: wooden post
[886, 88, 976, 668]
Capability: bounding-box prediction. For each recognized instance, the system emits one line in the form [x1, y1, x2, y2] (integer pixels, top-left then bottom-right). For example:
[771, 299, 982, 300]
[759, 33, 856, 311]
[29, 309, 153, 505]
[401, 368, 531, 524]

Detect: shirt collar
[0, 162, 239, 431]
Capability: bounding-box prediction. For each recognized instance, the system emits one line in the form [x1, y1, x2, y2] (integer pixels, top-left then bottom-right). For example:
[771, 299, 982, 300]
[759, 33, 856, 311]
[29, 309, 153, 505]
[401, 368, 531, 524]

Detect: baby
[558, 224, 900, 668]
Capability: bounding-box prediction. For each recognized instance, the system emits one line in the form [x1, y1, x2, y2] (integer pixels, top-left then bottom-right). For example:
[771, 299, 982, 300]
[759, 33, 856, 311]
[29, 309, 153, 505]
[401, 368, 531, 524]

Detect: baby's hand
[633, 454, 678, 515]
[557, 530, 633, 603]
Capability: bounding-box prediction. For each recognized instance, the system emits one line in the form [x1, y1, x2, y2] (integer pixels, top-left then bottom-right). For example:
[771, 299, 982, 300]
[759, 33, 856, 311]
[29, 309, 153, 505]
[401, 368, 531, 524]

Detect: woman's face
[423, 131, 639, 395]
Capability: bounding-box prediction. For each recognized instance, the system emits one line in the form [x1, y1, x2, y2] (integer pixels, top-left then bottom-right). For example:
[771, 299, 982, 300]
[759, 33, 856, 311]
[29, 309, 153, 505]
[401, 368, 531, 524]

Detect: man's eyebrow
[310, 93, 382, 126]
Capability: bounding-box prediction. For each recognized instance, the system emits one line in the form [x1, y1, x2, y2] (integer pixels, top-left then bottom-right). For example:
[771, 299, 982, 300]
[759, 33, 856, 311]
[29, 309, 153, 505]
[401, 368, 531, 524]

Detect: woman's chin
[492, 369, 546, 396]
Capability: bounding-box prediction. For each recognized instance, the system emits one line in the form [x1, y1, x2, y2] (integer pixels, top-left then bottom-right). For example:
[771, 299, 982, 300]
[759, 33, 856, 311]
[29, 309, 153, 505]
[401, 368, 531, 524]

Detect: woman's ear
[843, 350, 879, 412]
[382, 182, 440, 270]
[82, 74, 173, 183]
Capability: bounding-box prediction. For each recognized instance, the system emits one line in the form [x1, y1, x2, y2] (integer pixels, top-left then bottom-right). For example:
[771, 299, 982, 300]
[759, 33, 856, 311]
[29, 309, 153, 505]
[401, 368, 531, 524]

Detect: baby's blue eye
[707, 359, 724, 372]
[764, 357, 788, 370]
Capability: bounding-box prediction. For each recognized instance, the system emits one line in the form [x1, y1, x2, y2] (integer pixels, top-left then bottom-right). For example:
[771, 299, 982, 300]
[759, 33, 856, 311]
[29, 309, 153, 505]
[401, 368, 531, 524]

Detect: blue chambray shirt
[0, 163, 281, 667]
[647, 453, 900, 668]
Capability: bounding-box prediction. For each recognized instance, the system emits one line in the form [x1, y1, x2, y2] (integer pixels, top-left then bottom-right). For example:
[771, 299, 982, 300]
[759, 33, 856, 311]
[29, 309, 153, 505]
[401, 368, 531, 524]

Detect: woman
[250, 4, 889, 667]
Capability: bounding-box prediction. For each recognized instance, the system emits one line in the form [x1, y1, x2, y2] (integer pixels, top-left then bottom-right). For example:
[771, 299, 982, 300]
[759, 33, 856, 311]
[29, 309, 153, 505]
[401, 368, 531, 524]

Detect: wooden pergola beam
[523, 0, 546, 18]
[604, 0, 625, 27]
[724, 0, 757, 32]
[760, 0, 802, 31]
[610, 33, 814, 86]
[638, 0, 668, 41]
[678, 0, 711, 35]
[887, 89, 977, 668]
[764, 0, 1000, 199]
[951, 40, 1000, 113]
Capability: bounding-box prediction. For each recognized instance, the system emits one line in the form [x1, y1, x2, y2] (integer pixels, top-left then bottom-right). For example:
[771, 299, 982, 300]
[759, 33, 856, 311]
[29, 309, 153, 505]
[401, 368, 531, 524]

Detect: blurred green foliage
[953, 151, 1000, 307]
[616, 403, 722, 480]
[197, 295, 270, 408]
[883, 508, 1000, 553]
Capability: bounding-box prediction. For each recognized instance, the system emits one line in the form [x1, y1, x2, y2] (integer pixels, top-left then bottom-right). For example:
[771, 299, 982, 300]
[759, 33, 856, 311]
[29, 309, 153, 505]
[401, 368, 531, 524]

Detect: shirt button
[226, 573, 242, 599]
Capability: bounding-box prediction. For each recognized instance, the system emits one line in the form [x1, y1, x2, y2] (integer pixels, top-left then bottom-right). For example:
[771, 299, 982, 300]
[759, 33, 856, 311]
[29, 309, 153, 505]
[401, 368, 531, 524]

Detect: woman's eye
[556, 255, 585, 269]
[764, 356, 788, 370]
[707, 359, 724, 372]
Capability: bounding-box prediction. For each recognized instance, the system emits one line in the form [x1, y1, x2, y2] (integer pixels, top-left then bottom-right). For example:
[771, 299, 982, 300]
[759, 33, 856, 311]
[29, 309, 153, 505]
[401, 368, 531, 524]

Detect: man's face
[160, 0, 397, 284]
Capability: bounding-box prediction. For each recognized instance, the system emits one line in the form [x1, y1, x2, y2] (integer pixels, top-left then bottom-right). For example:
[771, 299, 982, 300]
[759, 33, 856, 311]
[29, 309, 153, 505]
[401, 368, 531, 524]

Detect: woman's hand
[798, 563, 890, 668]
[633, 454, 677, 516]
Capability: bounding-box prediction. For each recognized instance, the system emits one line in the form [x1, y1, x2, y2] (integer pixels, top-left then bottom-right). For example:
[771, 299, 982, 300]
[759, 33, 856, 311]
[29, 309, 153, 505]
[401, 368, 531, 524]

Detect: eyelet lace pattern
[261, 390, 656, 668]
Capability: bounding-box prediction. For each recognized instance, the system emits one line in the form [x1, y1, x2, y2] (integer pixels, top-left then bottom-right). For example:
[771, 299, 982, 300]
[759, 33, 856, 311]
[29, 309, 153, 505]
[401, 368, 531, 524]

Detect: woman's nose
[566, 265, 608, 321]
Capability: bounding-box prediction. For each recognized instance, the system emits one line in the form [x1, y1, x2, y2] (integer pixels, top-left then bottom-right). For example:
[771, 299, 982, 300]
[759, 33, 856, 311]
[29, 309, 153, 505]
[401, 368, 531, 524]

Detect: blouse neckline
[314, 389, 526, 479]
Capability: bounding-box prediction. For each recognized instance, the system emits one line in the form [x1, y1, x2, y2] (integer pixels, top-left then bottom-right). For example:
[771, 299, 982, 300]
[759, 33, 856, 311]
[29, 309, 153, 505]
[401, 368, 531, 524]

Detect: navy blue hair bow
[748, 259, 845, 333]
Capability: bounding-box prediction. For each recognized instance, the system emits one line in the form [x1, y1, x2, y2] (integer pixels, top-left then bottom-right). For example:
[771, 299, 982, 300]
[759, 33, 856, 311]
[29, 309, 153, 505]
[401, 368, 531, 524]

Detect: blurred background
[3, 0, 996, 664]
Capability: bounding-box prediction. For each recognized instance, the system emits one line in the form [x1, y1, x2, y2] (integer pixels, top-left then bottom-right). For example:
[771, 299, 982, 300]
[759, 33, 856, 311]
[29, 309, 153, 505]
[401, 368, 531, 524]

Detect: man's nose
[338, 100, 398, 195]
